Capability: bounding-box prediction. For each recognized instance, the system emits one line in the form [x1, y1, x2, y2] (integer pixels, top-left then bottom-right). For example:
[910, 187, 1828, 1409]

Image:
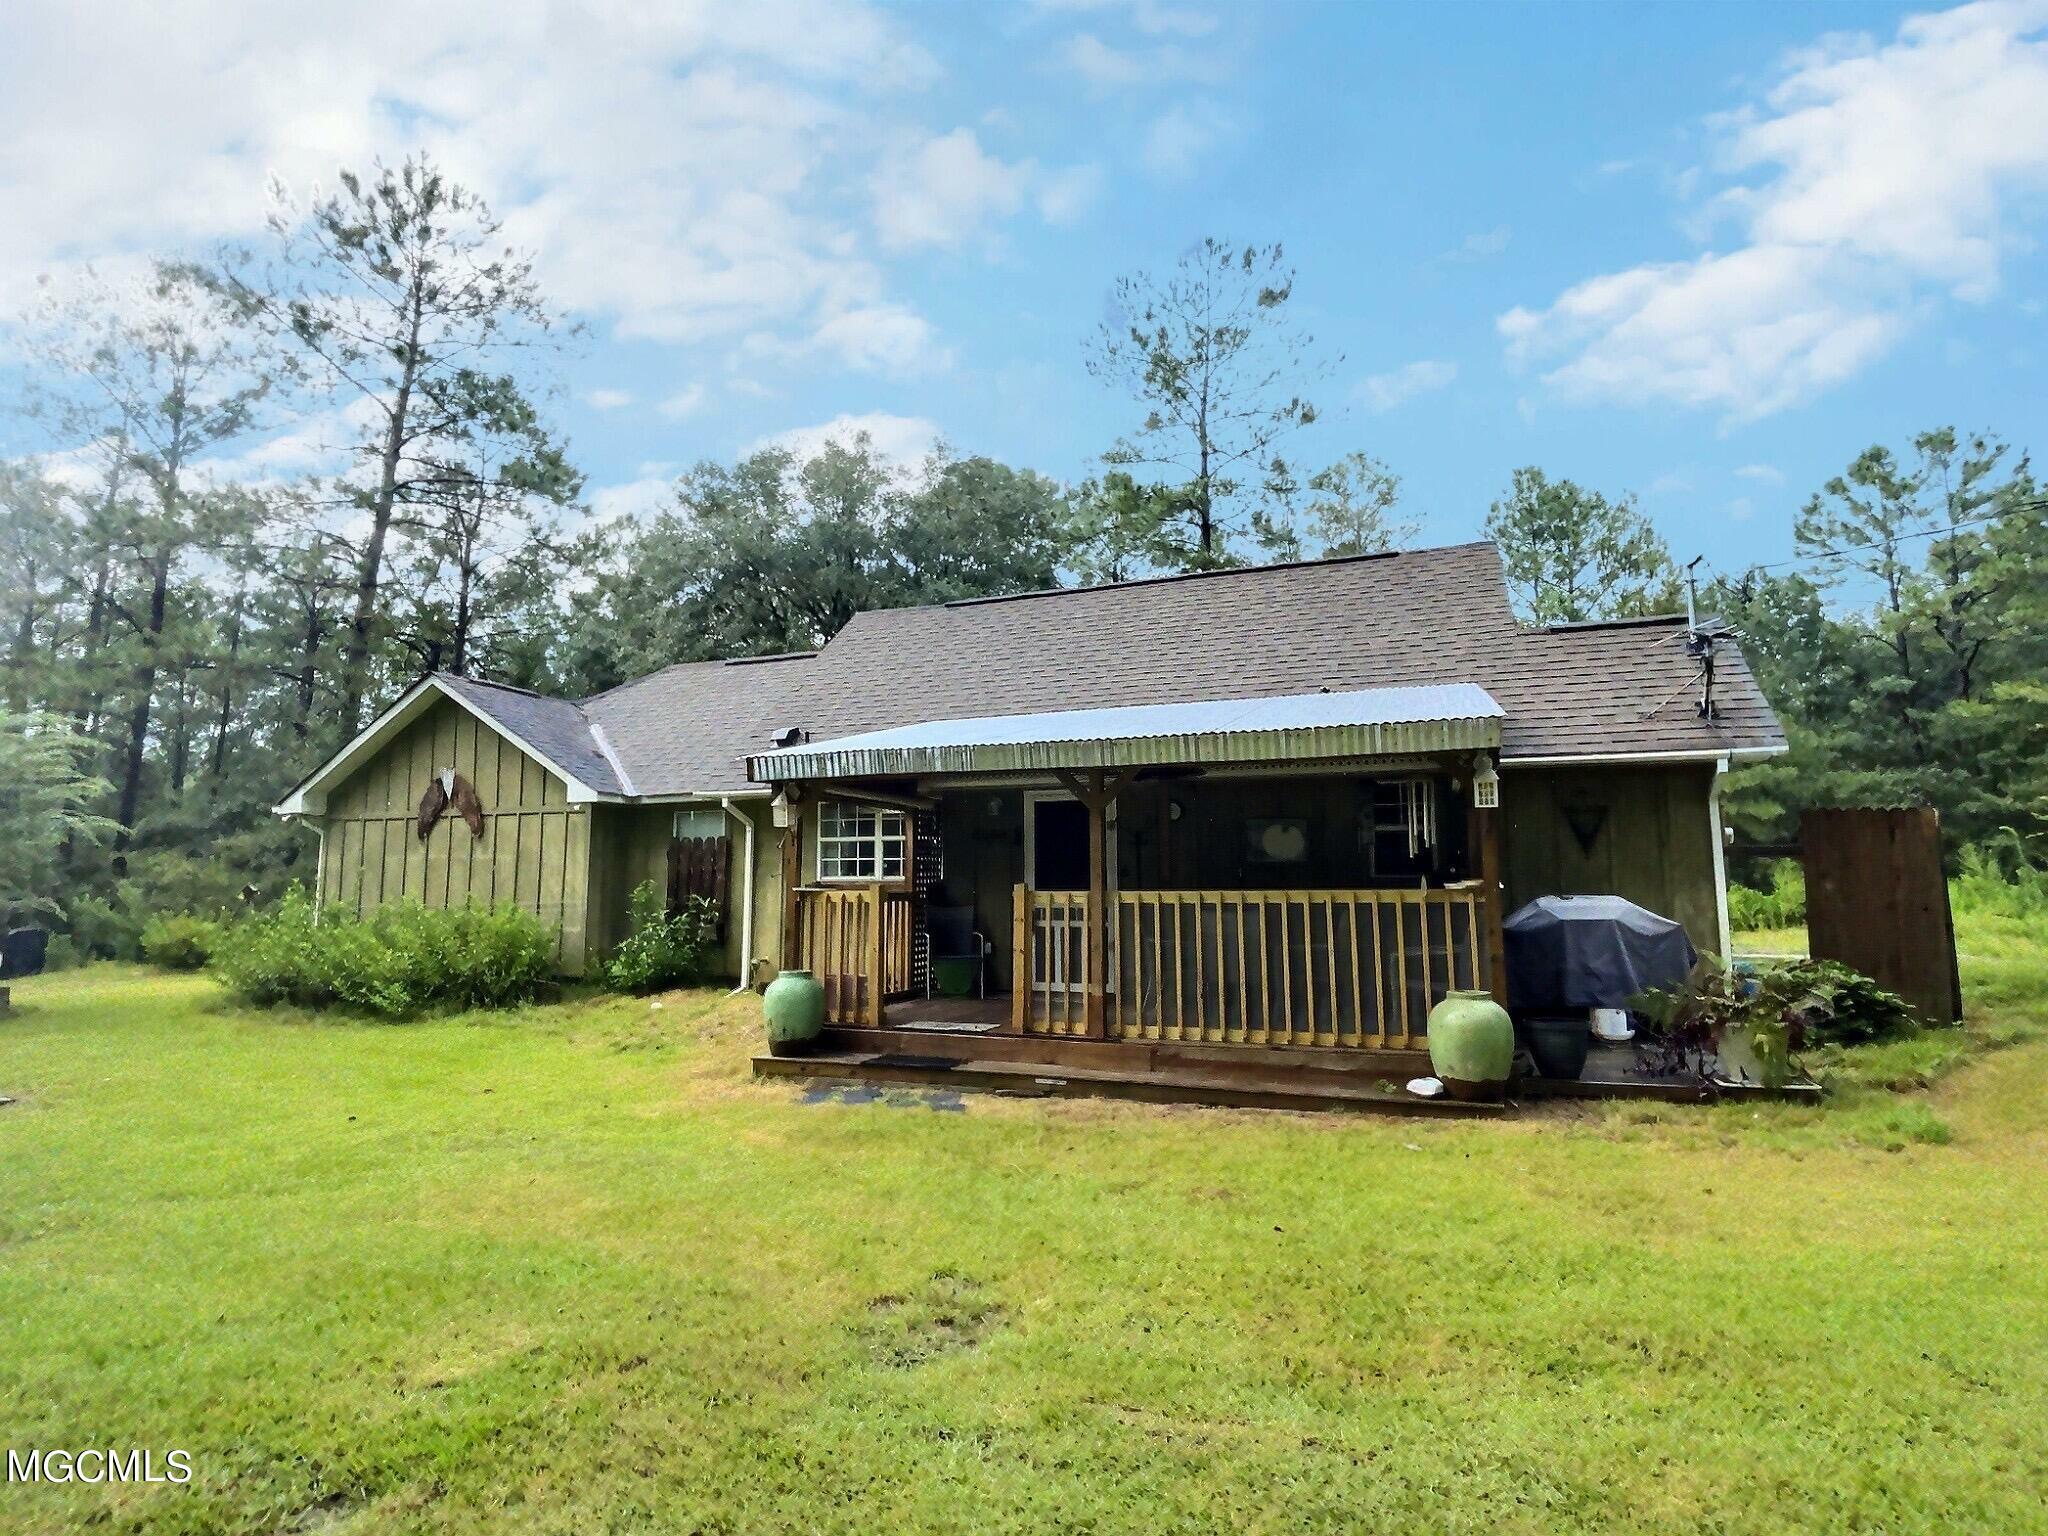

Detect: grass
[3, 915, 2047, 1533]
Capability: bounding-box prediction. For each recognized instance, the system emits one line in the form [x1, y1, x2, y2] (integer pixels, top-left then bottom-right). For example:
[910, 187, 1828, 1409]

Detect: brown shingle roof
[436, 672, 631, 795]
[777, 542, 1782, 762]
[431, 540, 1780, 798]
[579, 652, 815, 795]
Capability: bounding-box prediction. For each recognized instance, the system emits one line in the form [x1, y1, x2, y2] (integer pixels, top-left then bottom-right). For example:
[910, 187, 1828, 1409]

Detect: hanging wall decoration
[418, 769, 487, 841]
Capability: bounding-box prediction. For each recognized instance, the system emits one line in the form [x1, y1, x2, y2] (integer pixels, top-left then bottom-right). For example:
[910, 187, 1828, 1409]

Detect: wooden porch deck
[751, 1025, 1819, 1114]
[754, 1023, 1484, 1116]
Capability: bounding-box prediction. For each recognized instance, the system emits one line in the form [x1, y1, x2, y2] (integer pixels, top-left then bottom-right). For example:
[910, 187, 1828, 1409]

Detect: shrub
[64, 891, 143, 961]
[1952, 836, 2048, 922]
[603, 882, 719, 994]
[211, 887, 554, 1018]
[140, 913, 222, 970]
[1727, 858, 1805, 932]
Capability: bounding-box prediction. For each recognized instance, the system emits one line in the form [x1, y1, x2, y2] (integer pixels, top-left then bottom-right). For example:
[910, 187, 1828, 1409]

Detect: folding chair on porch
[924, 905, 991, 999]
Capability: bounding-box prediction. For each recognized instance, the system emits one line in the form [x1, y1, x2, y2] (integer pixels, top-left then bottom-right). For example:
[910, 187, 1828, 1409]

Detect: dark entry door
[1031, 799, 1090, 891]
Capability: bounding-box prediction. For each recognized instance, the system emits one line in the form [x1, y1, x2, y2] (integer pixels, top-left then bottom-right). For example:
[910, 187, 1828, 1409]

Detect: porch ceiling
[748, 683, 1503, 781]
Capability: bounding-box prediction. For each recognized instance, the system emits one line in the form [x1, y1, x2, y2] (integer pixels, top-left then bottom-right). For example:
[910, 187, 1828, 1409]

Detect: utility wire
[1706, 493, 2045, 578]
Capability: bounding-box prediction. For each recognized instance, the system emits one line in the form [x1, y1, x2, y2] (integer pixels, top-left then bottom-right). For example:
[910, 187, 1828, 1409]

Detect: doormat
[891, 1019, 1002, 1034]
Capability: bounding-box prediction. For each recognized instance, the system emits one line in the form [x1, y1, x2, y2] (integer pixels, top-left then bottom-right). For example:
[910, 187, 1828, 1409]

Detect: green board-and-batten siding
[585, 800, 786, 985]
[1500, 762, 1720, 952]
[315, 695, 593, 974]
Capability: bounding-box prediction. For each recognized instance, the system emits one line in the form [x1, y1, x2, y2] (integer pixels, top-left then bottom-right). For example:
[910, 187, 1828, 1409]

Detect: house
[276, 542, 1783, 1068]
[273, 654, 813, 977]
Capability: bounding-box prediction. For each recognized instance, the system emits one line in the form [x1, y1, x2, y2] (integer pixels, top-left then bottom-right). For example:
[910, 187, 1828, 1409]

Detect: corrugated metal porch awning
[748, 683, 1505, 781]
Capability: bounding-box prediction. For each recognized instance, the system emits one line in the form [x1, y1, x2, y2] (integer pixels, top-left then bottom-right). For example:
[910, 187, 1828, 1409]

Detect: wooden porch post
[780, 790, 803, 970]
[1010, 886, 1029, 1034]
[1472, 772, 1509, 1006]
[1086, 784, 1107, 1037]
[864, 883, 884, 1027]
[1056, 768, 1128, 1040]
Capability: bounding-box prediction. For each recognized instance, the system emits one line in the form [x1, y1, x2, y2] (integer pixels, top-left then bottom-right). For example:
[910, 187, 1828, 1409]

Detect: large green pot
[1426, 990, 1515, 1102]
[762, 969, 826, 1057]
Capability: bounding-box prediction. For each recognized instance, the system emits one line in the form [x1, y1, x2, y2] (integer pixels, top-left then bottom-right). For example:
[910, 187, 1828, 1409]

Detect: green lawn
[4, 931, 2047, 1534]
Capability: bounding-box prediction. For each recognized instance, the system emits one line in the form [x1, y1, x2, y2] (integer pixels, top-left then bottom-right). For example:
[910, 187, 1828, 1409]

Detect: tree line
[1, 152, 2039, 951]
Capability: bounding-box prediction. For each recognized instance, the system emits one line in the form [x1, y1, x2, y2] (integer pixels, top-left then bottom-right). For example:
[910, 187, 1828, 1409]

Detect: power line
[1692, 492, 2045, 584]
[1734, 503, 2037, 576]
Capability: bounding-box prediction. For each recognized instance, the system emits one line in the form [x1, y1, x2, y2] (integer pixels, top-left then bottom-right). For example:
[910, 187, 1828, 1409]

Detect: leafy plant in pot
[1631, 956, 1922, 1089]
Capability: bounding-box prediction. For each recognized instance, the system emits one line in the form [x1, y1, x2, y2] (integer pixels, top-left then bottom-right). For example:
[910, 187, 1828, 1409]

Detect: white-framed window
[815, 800, 907, 882]
[672, 806, 726, 840]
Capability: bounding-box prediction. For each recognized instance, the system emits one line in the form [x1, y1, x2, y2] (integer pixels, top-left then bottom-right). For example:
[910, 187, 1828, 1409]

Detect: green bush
[1727, 859, 1805, 932]
[1952, 836, 2048, 922]
[211, 887, 554, 1018]
[63, 891, 143, 961]
[139, 913, 222, 970]
[603, 881, 719, 994]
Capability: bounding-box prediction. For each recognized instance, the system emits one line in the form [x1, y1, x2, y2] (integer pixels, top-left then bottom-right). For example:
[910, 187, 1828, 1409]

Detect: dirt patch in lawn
[859, 1269, 1005, 1368]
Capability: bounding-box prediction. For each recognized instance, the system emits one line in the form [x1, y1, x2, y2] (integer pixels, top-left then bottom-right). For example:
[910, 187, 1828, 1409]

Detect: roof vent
[771, 725, 806, 749]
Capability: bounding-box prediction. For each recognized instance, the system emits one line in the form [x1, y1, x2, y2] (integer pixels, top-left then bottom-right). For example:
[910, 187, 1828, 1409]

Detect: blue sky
[5, 0, 2045, 587]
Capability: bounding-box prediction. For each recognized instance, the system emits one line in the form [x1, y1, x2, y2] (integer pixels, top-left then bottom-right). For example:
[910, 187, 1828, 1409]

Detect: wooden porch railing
[791, 886, 915, 1026]
[1015, 884, 1488, 1047]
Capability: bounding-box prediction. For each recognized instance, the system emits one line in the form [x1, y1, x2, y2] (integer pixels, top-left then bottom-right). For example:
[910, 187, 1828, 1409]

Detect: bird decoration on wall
[417, 769, 487, 841]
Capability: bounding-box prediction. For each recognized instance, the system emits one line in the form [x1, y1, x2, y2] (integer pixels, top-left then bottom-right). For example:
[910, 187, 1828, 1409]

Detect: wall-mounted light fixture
[1471, 755, 1500, 810]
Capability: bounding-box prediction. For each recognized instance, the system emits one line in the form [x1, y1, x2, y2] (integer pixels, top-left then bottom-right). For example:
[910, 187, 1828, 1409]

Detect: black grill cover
[1502, 896, 1698, 1010]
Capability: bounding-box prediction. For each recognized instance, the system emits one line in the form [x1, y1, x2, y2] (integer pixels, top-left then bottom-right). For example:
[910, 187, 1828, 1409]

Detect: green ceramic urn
[1426, 989, 1515, 1102]
[762, 969, 826, 1056]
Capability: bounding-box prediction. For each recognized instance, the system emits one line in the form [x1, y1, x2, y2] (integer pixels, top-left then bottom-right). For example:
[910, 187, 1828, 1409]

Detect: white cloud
[657, 385, 707, 420]
[1036, 163, 1106, 225]
[0, 1, 966, 380]
[583, 388, 635, 411]
[1444, 225, 1512, 262]
[1141, 104, 1227, 179]
[811, 304, 953, 375]
[1035, 0, 1219, 38]
[1501, 1, 2048, 420]
[870, 128, 1096, 252]
[1357, 359, 1458, 413]
[1735, 462, 1786, 484]
[1058, 27, 1227, 90]
[1062, 33, 1146, 87]
[872, 129, 1029, 250]
[1645, 471, 1695, 498]
[590, 475, 679, 522]
[1500, 244, 1909, 421]
[1728, 496, 1756, 522]
[754, 411, 942, 469]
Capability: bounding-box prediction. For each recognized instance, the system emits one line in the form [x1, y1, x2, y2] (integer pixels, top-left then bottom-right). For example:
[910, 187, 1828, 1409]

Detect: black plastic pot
[1525, 1015, 1591, 1080]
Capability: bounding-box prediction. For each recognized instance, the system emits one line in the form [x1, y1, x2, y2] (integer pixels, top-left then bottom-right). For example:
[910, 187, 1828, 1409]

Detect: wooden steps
[754, 1046, 1504, 1117]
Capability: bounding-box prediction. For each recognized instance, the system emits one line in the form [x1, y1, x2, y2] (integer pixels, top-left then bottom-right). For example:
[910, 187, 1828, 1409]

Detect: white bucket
[1590, 1007, 1633, 1043]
